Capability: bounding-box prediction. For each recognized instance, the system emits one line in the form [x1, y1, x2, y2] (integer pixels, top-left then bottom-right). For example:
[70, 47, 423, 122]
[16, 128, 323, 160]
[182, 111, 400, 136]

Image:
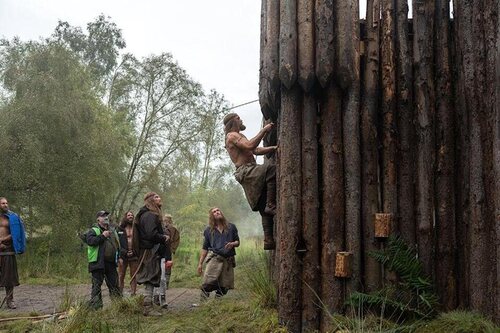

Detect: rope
[166, 289, 188, 306]
[227, 99, 259, 111]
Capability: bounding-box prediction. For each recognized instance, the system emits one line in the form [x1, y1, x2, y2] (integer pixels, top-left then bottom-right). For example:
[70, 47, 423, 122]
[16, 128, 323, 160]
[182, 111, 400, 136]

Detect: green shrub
[347, 236, 438, 321]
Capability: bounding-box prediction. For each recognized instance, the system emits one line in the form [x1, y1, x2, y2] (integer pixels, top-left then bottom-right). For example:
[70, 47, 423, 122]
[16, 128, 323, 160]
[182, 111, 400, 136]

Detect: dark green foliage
[347, 236, 439, 320]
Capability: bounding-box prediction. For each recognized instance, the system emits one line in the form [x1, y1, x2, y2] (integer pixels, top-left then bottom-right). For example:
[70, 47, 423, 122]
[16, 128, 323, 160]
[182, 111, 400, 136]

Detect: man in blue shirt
[197, 207, 239, 298]
[0, 197, 25, 309]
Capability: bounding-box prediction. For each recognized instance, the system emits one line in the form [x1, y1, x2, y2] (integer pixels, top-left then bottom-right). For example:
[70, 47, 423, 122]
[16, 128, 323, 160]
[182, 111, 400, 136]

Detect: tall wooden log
[434, 0, 456, 310]
[279, 0, 297, 89]
[335, 0, 357, 90]
[297, 0, 315, 92]
[361, 0, 382, 292]
[381, 0, 398, 218]
[395, 0, 416, 247]
[261, 0, 281, 121]
[495, 0, 500, 322]
[301, 92, 320, 331]
[315, 0, 335, 87]
[413, 0, 435, 277]
[278, 85, 302, 332]
[319, 81, 345, 331]
[452, 0, 471, 309]
[341, 0, 361, 296]
[259, 0, 267, 116]
[482, 0, 498, 320]
[468, 0, 492, 314]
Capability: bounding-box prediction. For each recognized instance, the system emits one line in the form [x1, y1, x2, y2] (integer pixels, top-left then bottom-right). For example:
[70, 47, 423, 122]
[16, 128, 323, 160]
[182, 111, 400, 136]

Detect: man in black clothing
[133, 192, 171, 316]
[86, 210, 121, 309]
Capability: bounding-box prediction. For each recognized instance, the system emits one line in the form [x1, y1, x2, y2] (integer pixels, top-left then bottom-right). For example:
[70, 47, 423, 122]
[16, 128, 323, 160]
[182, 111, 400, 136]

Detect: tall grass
[18, 237, 88, 285]
[415, 311, 499, 333]
[241, 251, 276, 308]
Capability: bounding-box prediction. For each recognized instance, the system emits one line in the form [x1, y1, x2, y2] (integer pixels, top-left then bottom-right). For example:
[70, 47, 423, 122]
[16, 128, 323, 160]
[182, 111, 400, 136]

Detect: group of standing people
[0, 112, 274, 314]
[83, 112, 274, 315]
[85, 193, 241, 316]
[85, 192, 178, 315]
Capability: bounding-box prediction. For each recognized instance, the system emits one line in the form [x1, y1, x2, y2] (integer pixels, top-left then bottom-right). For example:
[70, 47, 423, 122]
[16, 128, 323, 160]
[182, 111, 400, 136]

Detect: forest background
[0, 16, 261, 283]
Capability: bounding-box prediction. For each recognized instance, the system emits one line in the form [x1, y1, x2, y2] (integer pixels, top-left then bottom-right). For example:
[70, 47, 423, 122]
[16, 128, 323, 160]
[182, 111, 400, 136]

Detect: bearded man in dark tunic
[197, 207, 240, 298]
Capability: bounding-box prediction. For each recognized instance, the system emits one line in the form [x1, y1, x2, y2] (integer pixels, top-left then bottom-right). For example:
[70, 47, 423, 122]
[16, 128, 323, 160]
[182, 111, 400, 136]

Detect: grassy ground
[9, 237, 500, 333]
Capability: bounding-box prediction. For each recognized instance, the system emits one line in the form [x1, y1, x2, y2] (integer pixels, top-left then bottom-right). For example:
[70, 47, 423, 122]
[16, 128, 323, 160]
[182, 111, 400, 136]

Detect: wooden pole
[339, 0, 361, 297]
[380, 0, 398, 220]
[260, 0, 281, 121]
[301, 92, 320, 332]
[319, 81, 345, 331]
[278, 85, 302, 333]
[361, 0, 382, 293]
[315, 0, 334, 87]
[434, 0, 457, 310]
[413, 0, 435, 277]
[395, 0, 416, 247]
[279, 0, 297, 89]
[452, 0, 471, 309]
[297, 0, 315, 92]
[495, 0, 500, 322]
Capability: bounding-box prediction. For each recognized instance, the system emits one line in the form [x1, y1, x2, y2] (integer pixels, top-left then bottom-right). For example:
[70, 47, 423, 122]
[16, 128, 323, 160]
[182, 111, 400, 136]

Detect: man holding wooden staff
[223, 113, 277, 250]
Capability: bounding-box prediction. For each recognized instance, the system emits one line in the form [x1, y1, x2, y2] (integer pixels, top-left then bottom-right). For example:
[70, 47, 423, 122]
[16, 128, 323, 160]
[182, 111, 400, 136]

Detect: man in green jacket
[86, 210, 121, 309]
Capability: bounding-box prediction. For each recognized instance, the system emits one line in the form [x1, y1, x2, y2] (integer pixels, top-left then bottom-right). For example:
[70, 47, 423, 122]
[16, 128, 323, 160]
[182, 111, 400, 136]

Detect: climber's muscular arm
[254, 146, 277, 156]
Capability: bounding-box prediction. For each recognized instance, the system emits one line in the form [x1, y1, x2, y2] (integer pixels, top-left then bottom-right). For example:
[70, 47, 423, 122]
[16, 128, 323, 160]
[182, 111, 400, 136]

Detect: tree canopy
[0, 15, 255, 248]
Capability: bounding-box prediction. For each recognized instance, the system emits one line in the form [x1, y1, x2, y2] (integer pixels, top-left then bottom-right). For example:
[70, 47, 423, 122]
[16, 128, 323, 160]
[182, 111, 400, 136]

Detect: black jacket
[135, 206, 171, 260]
[86, 224, 119, 272]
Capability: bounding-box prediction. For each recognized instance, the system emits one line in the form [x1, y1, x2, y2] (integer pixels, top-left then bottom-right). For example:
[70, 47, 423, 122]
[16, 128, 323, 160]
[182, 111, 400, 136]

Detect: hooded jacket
[134, 206, 171, 260]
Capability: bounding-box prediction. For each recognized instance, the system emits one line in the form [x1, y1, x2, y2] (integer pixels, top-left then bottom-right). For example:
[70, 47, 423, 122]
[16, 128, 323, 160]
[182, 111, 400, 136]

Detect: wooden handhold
[374, 213, 393, 238]
[334, 252, 352, 278]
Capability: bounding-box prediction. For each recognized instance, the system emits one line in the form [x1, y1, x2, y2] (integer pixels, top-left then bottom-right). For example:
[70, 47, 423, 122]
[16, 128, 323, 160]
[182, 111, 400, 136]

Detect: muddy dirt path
[1, 285, 202, 314]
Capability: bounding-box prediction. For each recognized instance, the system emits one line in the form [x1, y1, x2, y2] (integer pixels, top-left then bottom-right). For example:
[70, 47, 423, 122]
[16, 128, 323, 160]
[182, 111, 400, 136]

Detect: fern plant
[347, 235, 439, 321]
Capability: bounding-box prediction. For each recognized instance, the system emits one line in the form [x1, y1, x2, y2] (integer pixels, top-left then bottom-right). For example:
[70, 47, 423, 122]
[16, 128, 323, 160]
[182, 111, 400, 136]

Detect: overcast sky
[0, 0, 374, 136]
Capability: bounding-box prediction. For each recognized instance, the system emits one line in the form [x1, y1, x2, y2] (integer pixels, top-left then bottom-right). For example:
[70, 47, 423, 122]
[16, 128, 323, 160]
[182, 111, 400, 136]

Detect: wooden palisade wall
[258, 0, 499, 332]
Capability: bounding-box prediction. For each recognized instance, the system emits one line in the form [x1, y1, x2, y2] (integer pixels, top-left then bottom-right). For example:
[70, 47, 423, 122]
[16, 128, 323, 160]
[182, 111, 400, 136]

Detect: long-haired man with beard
[224, 113, 277, 250]
[133, 192, 172, 316]
[117, 210, 138, 296]
[197, 207, 239, 299]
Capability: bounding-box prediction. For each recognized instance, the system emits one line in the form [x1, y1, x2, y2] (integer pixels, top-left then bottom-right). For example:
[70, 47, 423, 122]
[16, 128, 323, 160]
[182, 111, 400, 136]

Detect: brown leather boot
[262, 216, 275, 250]
[5, 287, 15, 309]
[6, 300, 16, 309]
[143, 296, 161, 316]
[264, 179, 277, 216]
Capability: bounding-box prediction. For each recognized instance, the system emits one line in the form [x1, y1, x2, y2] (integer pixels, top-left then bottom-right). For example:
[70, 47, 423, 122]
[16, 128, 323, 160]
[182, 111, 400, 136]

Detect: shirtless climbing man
[224, 113, 277, 250]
